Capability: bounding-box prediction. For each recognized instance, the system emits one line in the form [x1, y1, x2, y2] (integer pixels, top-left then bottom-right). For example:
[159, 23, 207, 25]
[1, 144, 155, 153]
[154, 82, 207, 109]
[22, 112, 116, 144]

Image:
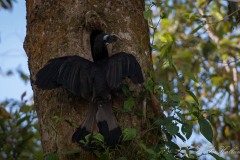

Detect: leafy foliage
[0, 0, 15, 10]
[145, 0, 240, 159]
[0, 96, 43, 159]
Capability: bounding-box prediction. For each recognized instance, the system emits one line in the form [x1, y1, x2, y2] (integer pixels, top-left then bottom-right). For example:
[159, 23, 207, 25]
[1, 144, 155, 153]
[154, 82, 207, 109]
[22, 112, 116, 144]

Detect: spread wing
[106, 52, 144, 89]
[35, 56, 93, 98]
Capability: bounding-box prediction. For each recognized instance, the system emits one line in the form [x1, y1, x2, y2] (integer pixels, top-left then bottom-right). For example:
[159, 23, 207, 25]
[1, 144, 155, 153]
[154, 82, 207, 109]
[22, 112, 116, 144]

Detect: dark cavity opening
[90, 30, 103, 53]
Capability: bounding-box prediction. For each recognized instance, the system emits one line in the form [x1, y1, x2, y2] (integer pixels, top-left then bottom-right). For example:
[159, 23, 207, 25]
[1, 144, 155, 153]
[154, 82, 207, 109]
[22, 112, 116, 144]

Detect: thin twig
[206, 8, 240, 25]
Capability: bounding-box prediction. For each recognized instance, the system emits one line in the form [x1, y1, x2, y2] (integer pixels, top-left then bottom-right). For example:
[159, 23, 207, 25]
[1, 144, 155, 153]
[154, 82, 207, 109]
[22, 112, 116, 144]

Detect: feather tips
[106, 52, 144, 89]
[35, 56, 93, 98]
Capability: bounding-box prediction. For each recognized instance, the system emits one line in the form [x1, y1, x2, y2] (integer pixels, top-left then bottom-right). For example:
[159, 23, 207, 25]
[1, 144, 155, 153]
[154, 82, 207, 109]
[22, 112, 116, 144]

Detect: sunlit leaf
[211, 76, 223, 86]
[183, 72, 198, 82]
[185, 90, 199, 105]
[93, 132, 104, 142]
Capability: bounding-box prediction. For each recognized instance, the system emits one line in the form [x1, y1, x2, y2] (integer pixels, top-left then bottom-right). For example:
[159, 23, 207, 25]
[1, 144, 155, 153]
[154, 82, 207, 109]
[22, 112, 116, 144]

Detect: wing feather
[106, 52, 144, 89]
[35, 56, 93, 98]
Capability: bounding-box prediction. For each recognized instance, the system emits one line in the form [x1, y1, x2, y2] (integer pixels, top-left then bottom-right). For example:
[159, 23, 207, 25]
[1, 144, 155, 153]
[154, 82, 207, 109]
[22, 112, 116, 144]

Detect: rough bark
[24, 0, 153, 159]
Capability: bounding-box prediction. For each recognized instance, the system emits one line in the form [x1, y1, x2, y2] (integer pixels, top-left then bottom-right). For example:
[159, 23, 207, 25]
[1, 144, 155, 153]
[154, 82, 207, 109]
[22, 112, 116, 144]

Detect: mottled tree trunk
[24, 0, 153, 159]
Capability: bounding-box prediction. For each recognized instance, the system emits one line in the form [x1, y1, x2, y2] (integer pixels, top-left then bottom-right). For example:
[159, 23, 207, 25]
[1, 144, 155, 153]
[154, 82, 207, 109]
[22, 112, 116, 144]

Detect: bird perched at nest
[35, 32, 144, 148]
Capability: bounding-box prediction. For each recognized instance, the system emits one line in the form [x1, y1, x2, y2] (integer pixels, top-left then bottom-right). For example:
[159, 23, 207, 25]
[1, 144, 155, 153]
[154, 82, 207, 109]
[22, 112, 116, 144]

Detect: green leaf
[183, 72, 198, 83]
[93, 132, 104, 142]
[166, 123, 179, 135]
[16, 116, 29, 126]
[84, 134, 92, 143]
[117, 157, 128, 160]
[145, 79, 154, 91]
[44, 152, 59, 160]
[166, 141, 180, 150]
[163, 153, 175, 160]
[176, 112, 185, 122]
[122, 128, 137, 141]
[123, 97, 135, 112]
[139, 143, 156, 155]
[209, 152, 225, 160]
[160, 33, 173, 42]
[186, 90, 199, 105]
[198, 116, 213, 143]
[182, 123, 193, 139]
[143, 9, 152, 20]
[151, 44, 159, 51]
[190, 25, 203, 34]
[20, 105, 31, 113]
[211, 76, 224, 86]
[169, 94, 180, 104]
[152, 2, 162, 7]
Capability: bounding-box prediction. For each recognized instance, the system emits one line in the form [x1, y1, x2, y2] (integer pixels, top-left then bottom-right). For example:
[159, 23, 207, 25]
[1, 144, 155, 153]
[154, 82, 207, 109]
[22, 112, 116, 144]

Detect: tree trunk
[24, 0, 153, 159]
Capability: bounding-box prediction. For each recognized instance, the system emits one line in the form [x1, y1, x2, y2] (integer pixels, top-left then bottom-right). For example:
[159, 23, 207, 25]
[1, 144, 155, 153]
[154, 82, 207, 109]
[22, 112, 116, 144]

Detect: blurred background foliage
[0, 0, 239, 159]
[145, 0, 240, 159]
[0, 0, 15, 10]
[1, 0, 43, 159]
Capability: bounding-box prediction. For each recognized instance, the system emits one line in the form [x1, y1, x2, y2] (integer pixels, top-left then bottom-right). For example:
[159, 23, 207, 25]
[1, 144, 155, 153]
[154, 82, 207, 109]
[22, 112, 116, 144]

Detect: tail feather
[72, 100, 122, 148]
[72, 103, 98, 147]
[96, 101, 122, 147]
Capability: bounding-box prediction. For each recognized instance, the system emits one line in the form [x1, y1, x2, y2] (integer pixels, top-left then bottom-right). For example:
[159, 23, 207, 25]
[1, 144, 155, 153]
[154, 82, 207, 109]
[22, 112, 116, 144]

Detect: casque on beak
[109, 34, 122, 42]
[106, 34, 121, 55]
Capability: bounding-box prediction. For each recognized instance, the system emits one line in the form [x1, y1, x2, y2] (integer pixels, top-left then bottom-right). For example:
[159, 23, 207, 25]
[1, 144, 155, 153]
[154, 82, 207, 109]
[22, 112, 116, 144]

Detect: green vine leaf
[122, 128, 137, 141]
[166, 123, 179, 136]
[143, 9, 152, 20]
[123, 97, 135, 112]
[198, 116, 213, 143]
[182, 123, 193, 139]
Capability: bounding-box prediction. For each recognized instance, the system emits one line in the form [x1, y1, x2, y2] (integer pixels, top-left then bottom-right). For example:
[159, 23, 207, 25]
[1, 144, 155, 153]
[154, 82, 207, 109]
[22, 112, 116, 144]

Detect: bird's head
[102, 33, 121, 46]
[92, 33, 121, 62]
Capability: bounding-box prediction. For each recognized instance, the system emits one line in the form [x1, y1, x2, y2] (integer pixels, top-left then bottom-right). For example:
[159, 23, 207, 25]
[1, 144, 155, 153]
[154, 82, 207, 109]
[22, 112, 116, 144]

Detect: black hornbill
[35, 32, 144, 148]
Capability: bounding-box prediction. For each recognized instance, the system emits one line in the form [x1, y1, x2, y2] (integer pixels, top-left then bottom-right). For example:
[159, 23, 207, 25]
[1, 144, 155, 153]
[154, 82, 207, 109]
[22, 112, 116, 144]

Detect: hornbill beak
[105, 34, 121, 50]
[109, 34, 122, 42]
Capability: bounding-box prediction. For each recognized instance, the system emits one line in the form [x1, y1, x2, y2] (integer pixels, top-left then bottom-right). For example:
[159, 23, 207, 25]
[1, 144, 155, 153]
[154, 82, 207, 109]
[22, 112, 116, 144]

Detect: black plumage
[35, 33, 144, 148]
